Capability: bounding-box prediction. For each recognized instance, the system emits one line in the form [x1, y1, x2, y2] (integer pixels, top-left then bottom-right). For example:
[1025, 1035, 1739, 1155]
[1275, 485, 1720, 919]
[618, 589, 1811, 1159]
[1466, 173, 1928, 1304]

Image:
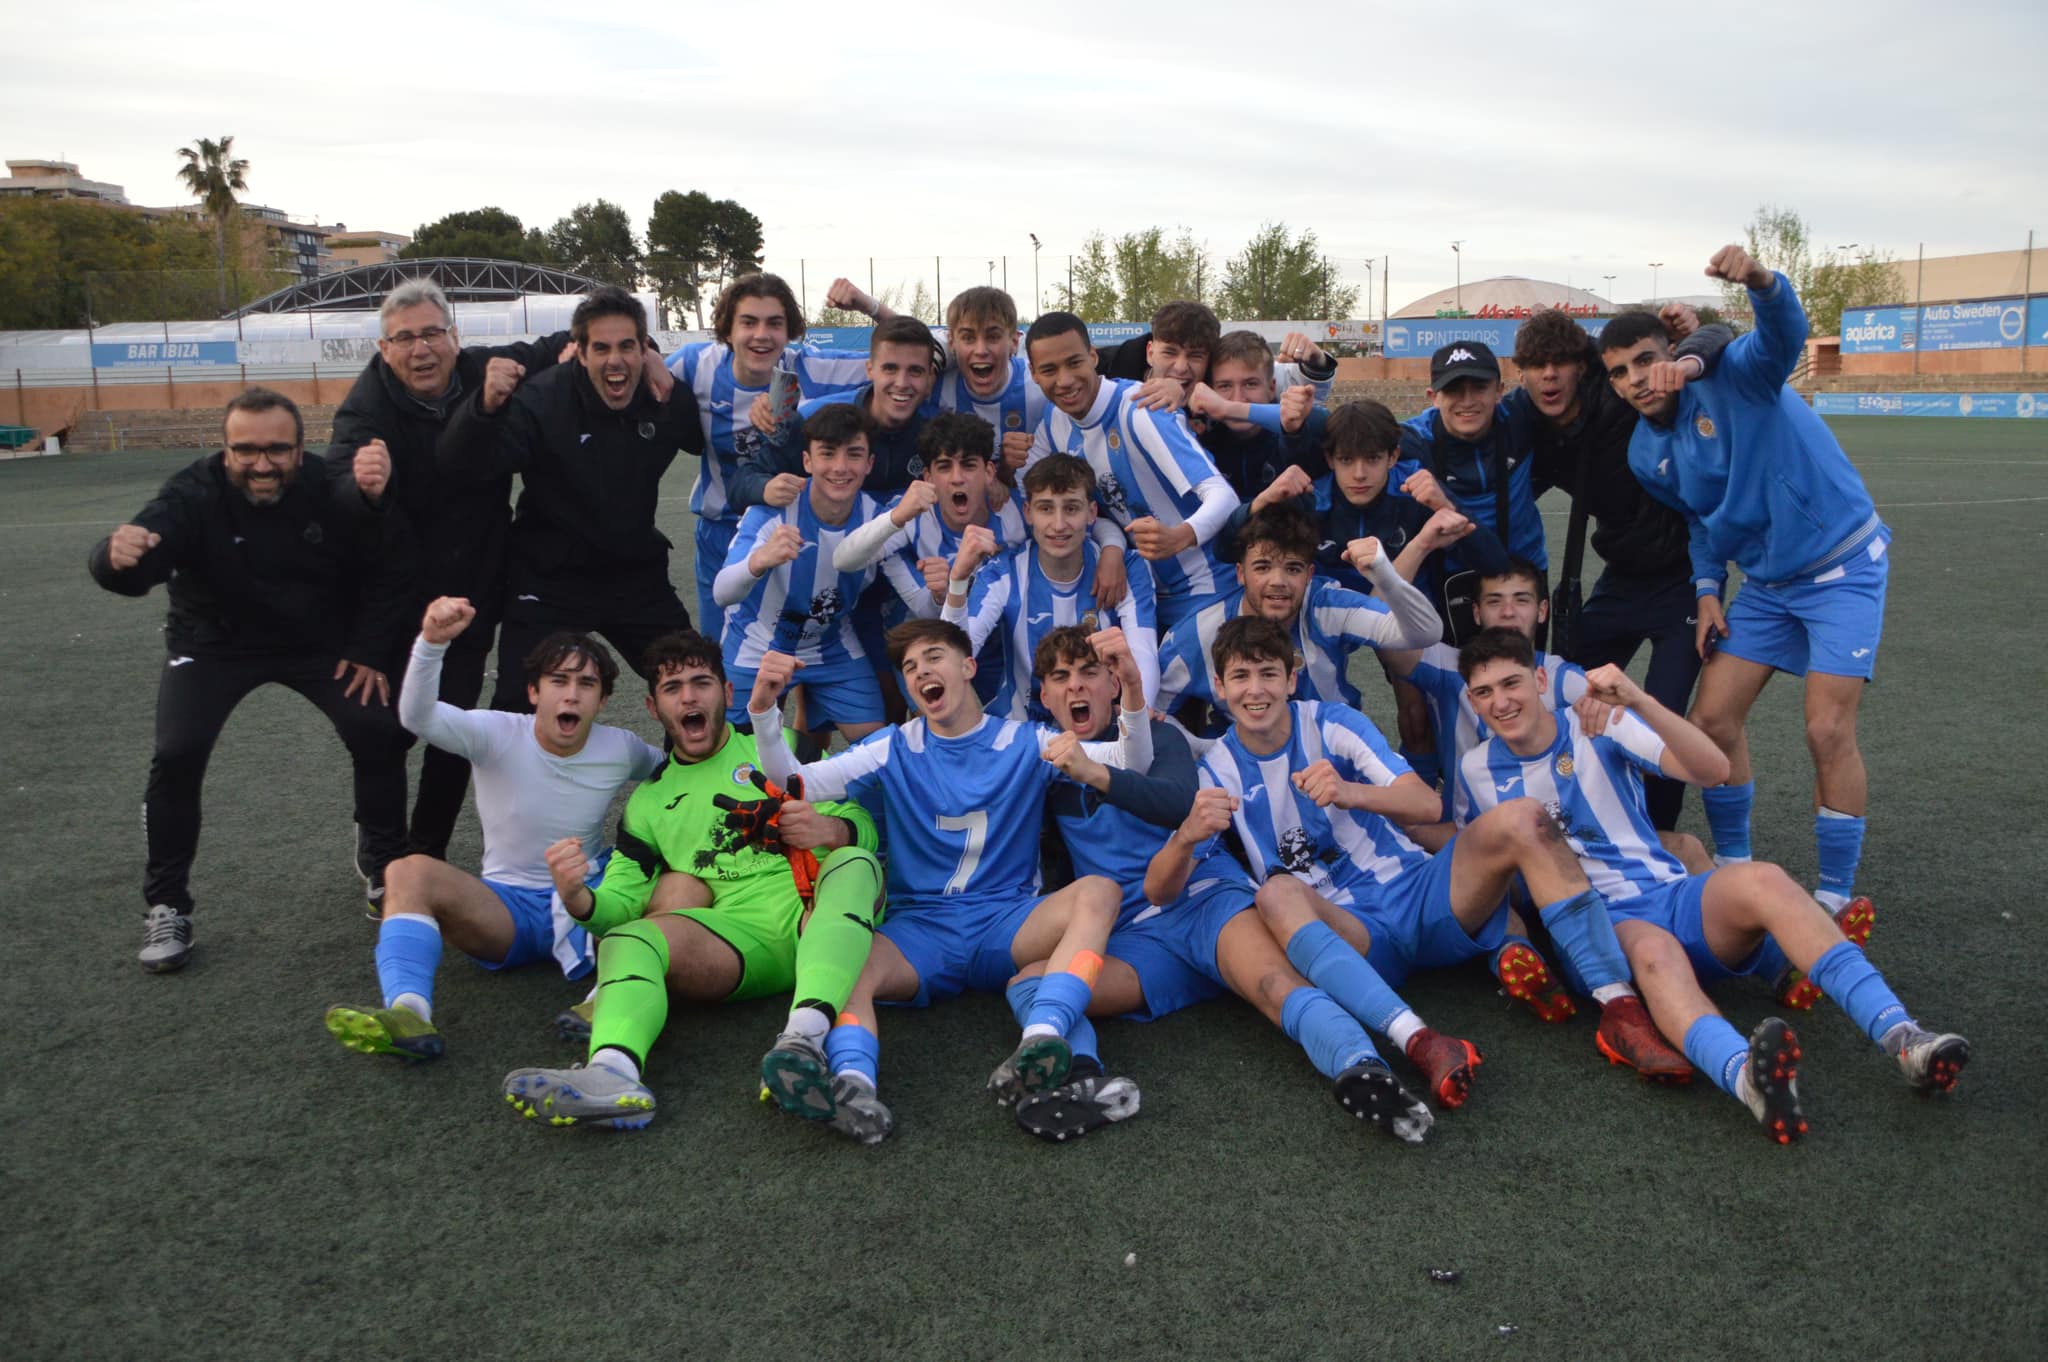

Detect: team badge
[1694, 414, 1716, 439]
[733, 763, 756, 786]
[1080, 610, 1099, 632]
[301, 522, 324, 545]
[1555, 754, 1575, 777]
[1005, 411, 1023, 429]
[907, 456, 925, 478]
[638, 421, 657, 440]
[1106, 431, 1121, 451]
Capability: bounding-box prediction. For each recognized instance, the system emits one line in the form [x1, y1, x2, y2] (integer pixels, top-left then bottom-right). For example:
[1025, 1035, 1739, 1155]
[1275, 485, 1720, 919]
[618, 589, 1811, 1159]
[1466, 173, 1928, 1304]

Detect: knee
[380, 854, 434, 908]
[1075, 876, 1120, 929]
[1662, 832, 1711, 874]
[1254, 876, 1306, 925]
[1257, 969, 1300, 1016]
[1624, 927, 1689, 983]
[1803, 706, 1858, 762]
[1688, 698, 1741, 749]
[1715, 859, 1799, 905]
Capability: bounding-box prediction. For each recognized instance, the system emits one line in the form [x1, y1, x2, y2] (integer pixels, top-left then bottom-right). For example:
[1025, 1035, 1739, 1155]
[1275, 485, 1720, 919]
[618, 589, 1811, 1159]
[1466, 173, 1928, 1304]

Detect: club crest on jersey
[732, 763, 756, 786]
[1106, 431, 1121, 451]
[301, 522, 324, 545]
[638, 421, 657, 440]
[1694, 414, 1716, 439]
[907, 456, 925, 478]
[1080, 610, 1100, 632]
[807, 588, 844, 625]
[1005, 411, 1022, 429]
[1555, 753, 1575, 778]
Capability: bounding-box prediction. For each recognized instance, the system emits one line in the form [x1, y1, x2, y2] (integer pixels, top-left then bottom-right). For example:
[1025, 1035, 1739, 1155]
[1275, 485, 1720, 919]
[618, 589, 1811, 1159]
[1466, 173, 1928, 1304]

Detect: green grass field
[4, 416, 2045, 1361]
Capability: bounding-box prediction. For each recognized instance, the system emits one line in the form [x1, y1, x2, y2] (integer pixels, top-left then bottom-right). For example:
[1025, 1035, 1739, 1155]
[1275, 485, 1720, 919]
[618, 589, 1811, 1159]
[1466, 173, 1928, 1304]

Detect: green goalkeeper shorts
[664, 883, 803, 1002]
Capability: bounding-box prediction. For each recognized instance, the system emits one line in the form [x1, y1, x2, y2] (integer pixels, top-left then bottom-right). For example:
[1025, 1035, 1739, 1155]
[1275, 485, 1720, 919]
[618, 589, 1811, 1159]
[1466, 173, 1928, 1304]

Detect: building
[0, 159, 130, 204]
[319, 228, 412, 273]
[1868, 248, 2040, 308]
[1393, 276, 1612, 320]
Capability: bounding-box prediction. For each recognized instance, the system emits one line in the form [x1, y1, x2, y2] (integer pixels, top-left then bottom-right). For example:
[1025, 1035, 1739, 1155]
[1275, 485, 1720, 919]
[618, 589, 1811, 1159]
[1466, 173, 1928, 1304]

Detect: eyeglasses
[383, 326, 450, 348]
[226, 442, 298, 460]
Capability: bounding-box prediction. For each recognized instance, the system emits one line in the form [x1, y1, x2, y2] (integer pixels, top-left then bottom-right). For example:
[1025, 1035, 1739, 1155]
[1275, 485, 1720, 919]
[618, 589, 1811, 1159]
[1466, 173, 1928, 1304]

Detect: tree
[1051, 233, 1121, 321]
[546, 199, 641, 288]
[1217, 223, 1358, 321]
[1112, 227, 1211, 320]
[705, 199, 765, 299]
[175, 134, 250, 311]
[646, 190, 720, 327]
[0, 198, 257, 328]
[814, 280, 940, 328]
[1726, 204, 1898, 338]
[401, 207, 555, 263]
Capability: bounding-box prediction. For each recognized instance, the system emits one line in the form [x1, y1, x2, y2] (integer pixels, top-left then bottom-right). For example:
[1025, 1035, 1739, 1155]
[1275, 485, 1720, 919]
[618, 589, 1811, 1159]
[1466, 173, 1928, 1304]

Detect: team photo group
[90, 240, 1970, 1150]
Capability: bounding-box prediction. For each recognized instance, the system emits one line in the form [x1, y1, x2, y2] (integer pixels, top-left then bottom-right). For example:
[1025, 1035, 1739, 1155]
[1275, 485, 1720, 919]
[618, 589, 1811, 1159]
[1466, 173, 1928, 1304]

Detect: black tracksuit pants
[488, 565, 691, 712]
[1572, 569, 1704, 831]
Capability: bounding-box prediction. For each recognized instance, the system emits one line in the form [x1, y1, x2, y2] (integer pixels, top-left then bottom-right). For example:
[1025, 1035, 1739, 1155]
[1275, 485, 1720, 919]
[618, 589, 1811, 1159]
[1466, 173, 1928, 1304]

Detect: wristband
[947, 576, 973, 598]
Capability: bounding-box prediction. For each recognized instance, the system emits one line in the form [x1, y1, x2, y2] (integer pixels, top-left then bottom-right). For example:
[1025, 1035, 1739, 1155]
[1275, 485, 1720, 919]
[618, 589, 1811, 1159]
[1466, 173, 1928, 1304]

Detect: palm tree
[176, 136, 250, 312]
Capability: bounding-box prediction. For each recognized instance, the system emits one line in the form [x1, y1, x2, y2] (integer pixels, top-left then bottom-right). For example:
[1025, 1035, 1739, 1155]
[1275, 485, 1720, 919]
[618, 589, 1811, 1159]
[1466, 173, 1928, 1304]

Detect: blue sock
[374, 914, 442, 1010]
[1279, 987, 1380, 1081]
[1537, 890, 1628, 993]
[1806, 942, 1909, 1048]
[826, 1016, 880, 1086]
[1701, 782, 1754, 860]
[1682, 1015, 1748, 1098]
[1283, 920, 1408, 1033]
[1401, 745, 1441, 791]
[1006, 977, 1099, 1063]
[1814, 809, 1866, 902]
[1023, 970, 1094, 1039]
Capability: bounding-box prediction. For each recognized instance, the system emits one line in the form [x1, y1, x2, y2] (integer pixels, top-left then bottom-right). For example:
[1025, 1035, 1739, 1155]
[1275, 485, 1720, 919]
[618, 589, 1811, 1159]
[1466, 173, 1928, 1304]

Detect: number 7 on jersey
[936, 810, 988, 894]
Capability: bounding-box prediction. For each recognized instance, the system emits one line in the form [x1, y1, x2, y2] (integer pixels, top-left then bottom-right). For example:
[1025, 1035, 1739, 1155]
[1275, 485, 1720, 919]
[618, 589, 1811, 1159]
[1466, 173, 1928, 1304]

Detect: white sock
[1814, 889, 1850, 913]
[1712, 853, 1753, 867]
[1592, 983, 1636, 1006]
[1021, 1022, 1060, 1042]
[391, 992, 431, 1023]
[592, 1046, 640, 1082]
[783, 1006, 831, 1043]
[1385, 1010, 1425, 1052]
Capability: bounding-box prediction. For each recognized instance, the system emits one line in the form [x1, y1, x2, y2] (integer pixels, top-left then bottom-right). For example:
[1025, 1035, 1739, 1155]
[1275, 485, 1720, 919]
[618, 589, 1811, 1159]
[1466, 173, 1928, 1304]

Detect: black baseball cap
[1430, 340, 1501, 388]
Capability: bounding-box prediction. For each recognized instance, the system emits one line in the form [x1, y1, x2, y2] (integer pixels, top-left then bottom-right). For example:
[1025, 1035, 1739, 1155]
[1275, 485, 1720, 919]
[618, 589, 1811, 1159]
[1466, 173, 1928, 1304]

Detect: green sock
[587, 919, 670, 1071]
[792, 846, 882, 1014]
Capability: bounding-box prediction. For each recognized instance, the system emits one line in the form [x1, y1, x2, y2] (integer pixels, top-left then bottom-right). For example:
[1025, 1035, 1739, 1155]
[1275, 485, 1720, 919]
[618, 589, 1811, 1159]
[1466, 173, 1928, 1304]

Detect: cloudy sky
[12, 0, 2044, 315]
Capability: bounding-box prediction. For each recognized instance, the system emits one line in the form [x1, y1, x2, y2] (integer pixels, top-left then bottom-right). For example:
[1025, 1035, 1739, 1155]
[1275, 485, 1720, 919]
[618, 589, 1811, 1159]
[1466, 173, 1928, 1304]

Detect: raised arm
[1331, 542, 1444, 649]
[1577, 664, 1730, 787]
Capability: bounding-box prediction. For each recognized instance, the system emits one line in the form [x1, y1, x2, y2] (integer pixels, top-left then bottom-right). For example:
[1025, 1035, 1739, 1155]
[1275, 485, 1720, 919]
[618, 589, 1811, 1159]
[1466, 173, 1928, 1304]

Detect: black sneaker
[138, 904, 192, 973]
[1333, 1059, 1434, 1144]
[1015, 1073, 1141, 1143]
[362, 868, 385, 922]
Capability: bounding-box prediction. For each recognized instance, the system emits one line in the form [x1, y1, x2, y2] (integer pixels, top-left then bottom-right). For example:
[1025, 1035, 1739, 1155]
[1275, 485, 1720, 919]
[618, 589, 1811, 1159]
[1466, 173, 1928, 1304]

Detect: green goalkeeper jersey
[583, 726, 879, 937]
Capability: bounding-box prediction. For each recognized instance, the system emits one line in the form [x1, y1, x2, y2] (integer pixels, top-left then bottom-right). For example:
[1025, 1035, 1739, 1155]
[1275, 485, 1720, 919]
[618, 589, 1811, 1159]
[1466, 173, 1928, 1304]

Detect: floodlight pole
[1451, 241, 1465, 314]
[1649, 262, 1664, 304]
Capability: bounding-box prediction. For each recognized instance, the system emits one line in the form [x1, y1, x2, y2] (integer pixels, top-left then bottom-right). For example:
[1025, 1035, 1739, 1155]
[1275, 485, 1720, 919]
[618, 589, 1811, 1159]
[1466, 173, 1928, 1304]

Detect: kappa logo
[1694, 414, 1716, 439]
[232, 535, 245, 545]
[1447, 347, 1477, 364]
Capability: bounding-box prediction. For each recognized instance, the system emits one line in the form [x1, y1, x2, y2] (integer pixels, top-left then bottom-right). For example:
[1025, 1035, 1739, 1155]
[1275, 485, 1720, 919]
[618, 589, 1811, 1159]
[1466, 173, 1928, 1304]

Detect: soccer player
[1397, 341, 1547, 640]
[1095, 300, 1339, 405]
[1606, 245, 1889, 917]
[328, 277, 569, 864]
[714, 403, 923, 741]
[1457, 631, 1969, 1141]
[1022, 310, 1240, 633]
[324, 599, 661, 1061]
[733, 315, 944, 503]
[499, 631, 886, 1131]
[941, 453, 1160, 719]
[667, 273, 870, 626]
[745, 619, 1156, 1143]
[1384, 558, 1587, 826]
[1511, 305, 1730, 832]
[438, 287, 707, 711]
[1153, 505, 1441, 729]
[1183, 330, 1328, 509]
[91, 388, 414, 972]
[1028, 627, 1464, 1142]
[1190, 616, 1687, 1078]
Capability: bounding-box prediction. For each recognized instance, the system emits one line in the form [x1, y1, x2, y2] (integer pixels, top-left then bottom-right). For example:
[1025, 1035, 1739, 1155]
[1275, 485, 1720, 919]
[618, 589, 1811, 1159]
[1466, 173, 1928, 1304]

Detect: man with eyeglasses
[91, 388, 416, 974]
[327, 278, 570, 880]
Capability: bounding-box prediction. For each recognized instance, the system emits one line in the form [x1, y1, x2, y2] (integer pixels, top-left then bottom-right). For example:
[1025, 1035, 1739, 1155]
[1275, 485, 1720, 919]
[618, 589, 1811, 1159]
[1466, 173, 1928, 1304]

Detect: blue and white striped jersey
[1156, 580, 1411, 718]
[1458, 708, 1683, 902]
[1404, 643, 1587, 824]
[944, 538, 1160, 720]
[933, 357, 1045, 452]
[718, 489, 913, 670]
[1197, 701, 1427, 908]
[668, 341, 869, 524]
[757, 710, 1152, 915]
[1025, 379, 1239, 606]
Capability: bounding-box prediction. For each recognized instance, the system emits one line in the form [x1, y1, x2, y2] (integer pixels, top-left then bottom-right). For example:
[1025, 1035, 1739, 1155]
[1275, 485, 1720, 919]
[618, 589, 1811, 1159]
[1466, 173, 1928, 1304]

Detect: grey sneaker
[138, 905, 192, 974]
[985, 1033, 1072, 1107]
[1895, 1025, 1970, 1094]
[1736, 1017, 1807, 1145]
[502, 1062, 656, 1130]
[825, 1073, 894, 1145]
[761, 1030, 836, 1121]
[1333, 1059, 1434, 1144]
[1015, 1073, 1141, 1143]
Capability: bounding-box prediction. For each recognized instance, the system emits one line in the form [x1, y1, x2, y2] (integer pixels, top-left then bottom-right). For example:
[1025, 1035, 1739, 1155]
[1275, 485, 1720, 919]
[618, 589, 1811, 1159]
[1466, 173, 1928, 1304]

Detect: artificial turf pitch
[3, 416, 2044, 1360]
